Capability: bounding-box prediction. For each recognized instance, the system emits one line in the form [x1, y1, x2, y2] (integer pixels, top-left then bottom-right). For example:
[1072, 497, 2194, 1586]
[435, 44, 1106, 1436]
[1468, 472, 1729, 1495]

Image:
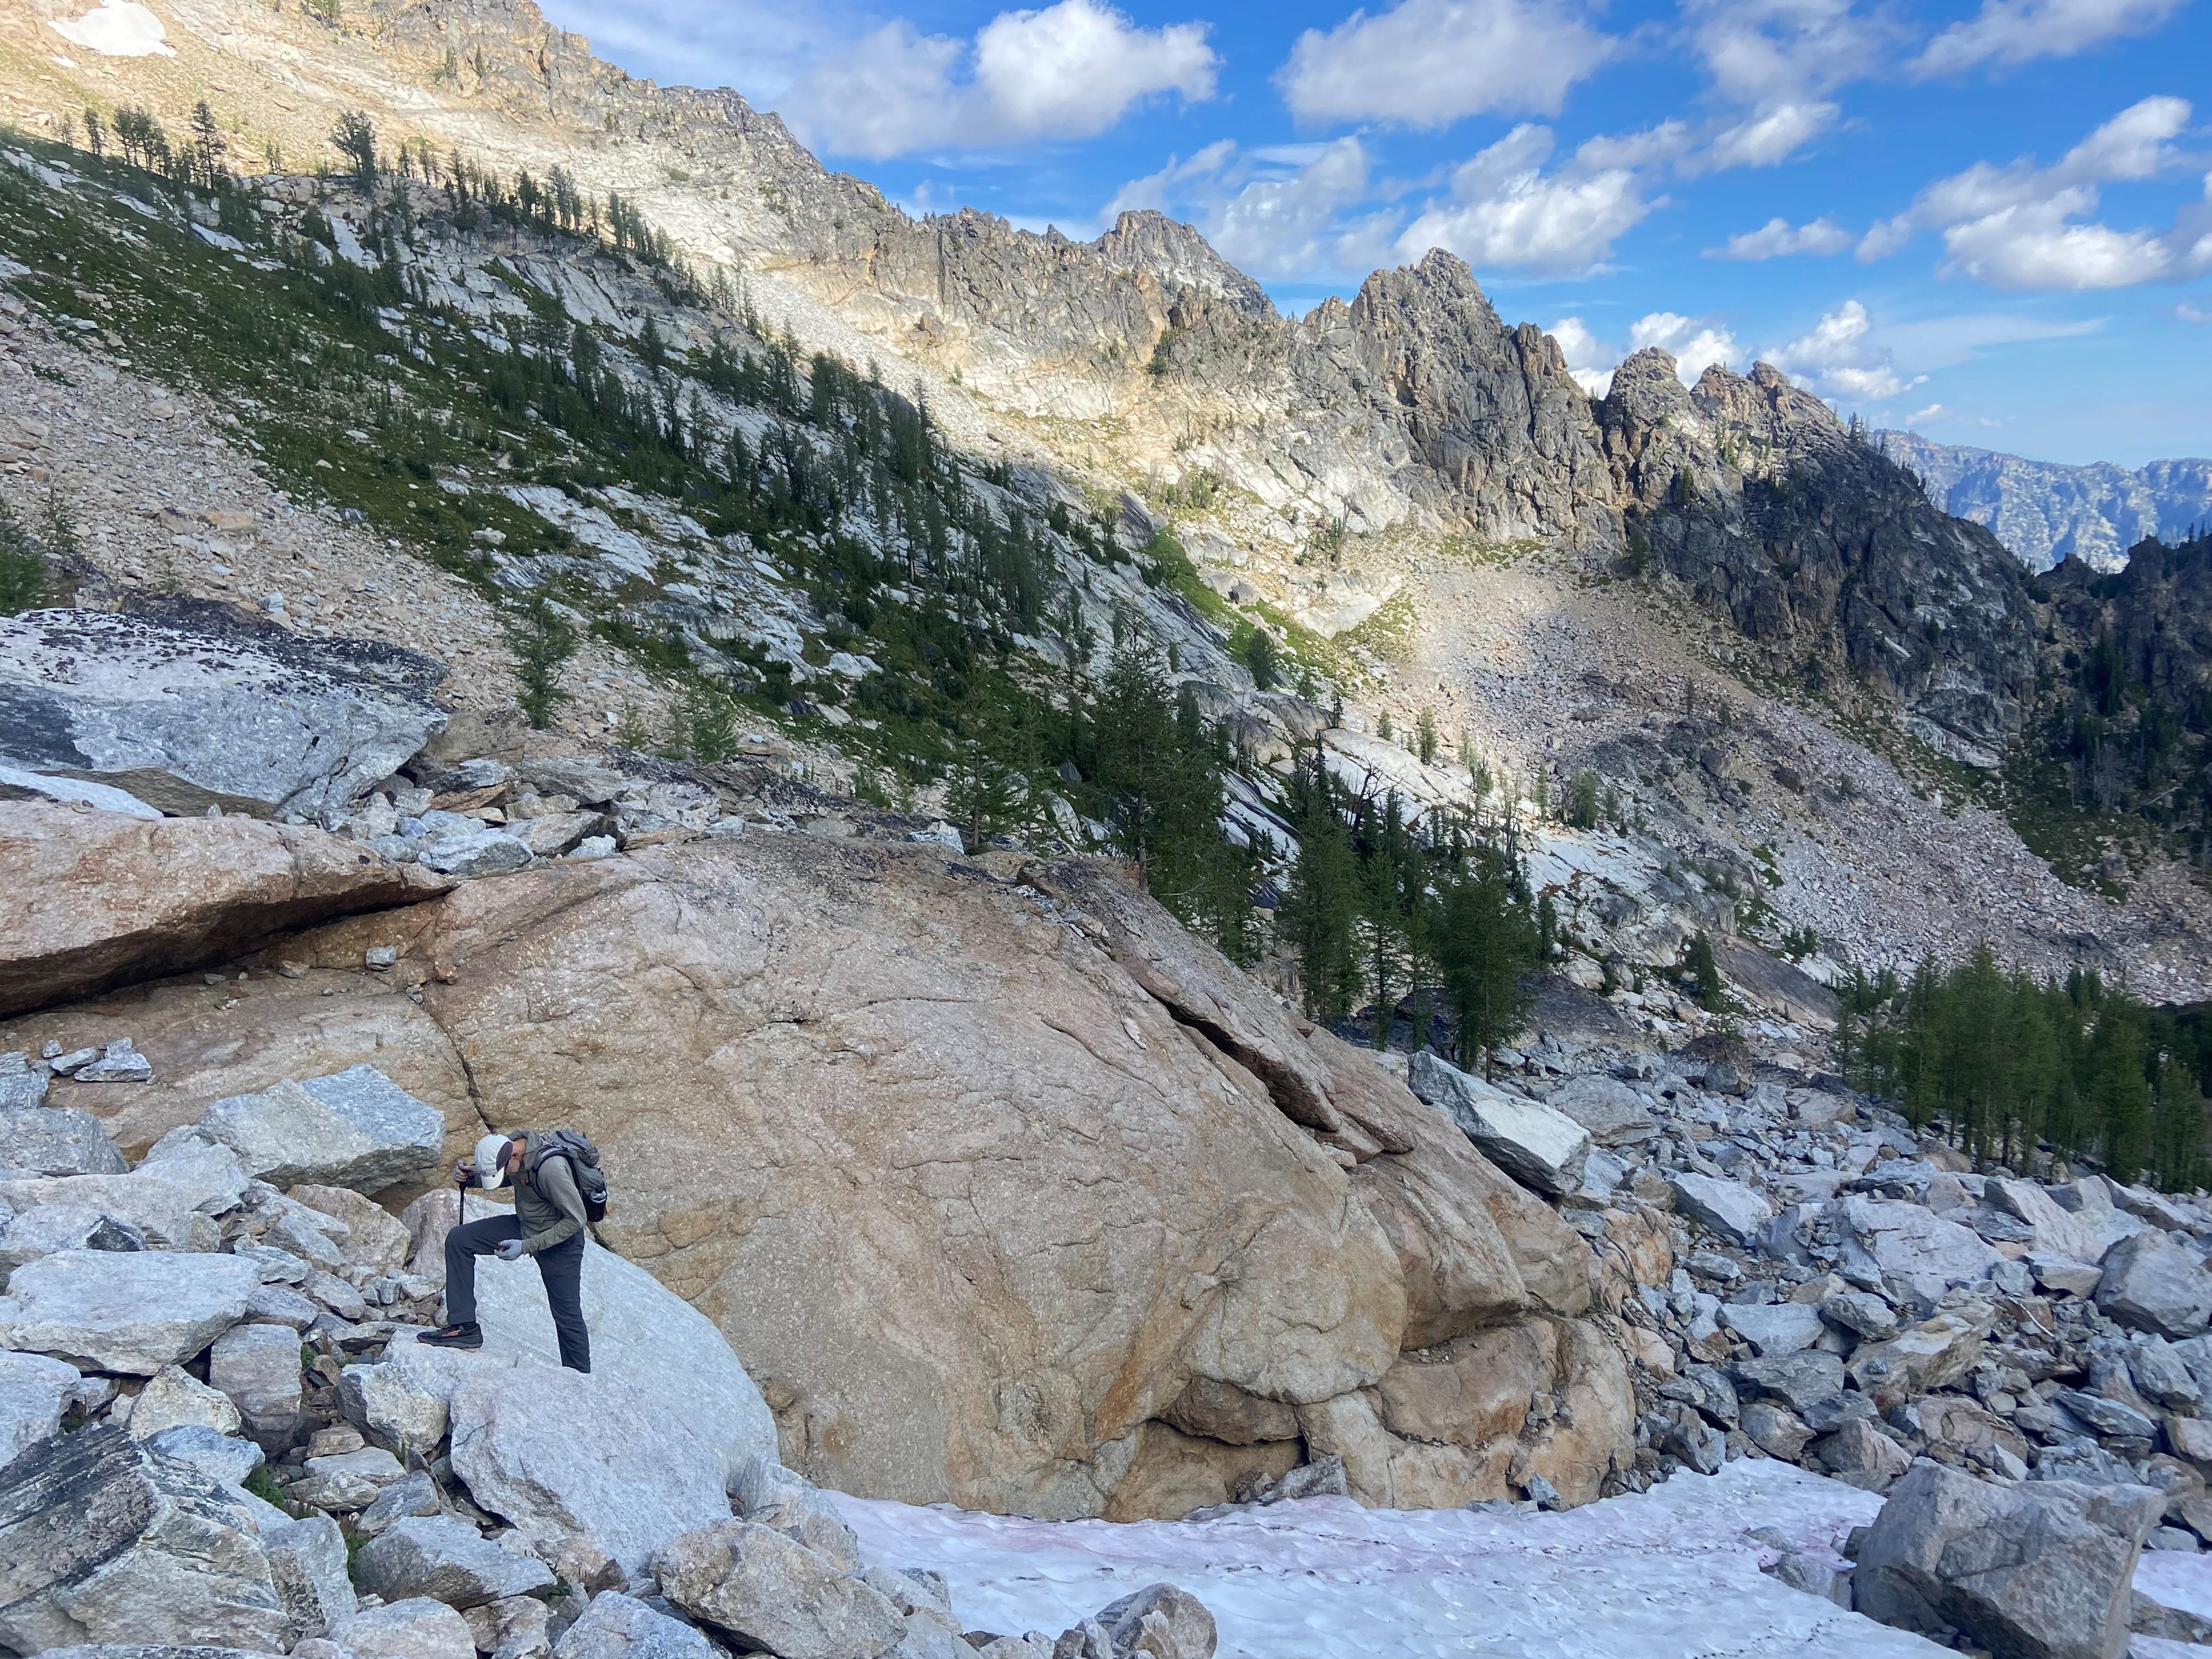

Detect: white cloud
[2182, 295, 2212, 323]
[1277, 0, 1616, 127]
[1682, 0, 1892, 107]
[1101, 137, 1400, 280]
[1914, 0, 2188, 76]
[1861, 97, 2210, 289]
[1709, 214, 1854, 258]
[779, 0, 1217, 159]
[1767, 299, 1923, 399]
[1395, 125, 1654, 274]
[1547, 312, 1744, 394]
[1701, 100, 1839, 170]
[1906, 402, 1950, 424]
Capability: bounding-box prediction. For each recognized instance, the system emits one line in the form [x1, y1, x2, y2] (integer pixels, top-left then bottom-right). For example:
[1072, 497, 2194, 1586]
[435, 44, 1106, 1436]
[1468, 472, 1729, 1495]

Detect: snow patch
[46, 2, 174, 57]
[830, 1459, 1948, 1658]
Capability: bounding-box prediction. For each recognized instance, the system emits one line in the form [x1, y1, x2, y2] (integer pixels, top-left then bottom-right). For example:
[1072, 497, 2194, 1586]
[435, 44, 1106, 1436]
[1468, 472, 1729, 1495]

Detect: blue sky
[534, 0, 2212, 466]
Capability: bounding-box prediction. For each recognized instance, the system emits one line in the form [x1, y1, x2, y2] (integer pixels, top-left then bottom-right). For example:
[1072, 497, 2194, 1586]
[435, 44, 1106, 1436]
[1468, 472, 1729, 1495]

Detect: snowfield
[836, 1459, 1956, 1657]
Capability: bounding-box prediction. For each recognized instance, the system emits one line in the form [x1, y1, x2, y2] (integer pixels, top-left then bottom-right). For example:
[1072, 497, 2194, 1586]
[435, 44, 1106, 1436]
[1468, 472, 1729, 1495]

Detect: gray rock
[449, 1365, 733, 1576]
[2097, 1231, 2212, 1338]
[1819, 1291, 1899, 1342]
[1718, 1301, 1825, 1356]
[329, 1596, 478, 1659]
[1090, 1584, 1216, 1659]
[1543, 1075, 1657, 1146]
[1985, 1179, 2109, 1265]
[354, 1515, 556, 1610]
[338, 1335, 481, 1460]
[127, 1364, 243, 1440]
[1669, 1173, 1773, 1246]
[144, 1425, 264, 1489]
[0, 608, 448, 819]
[356, 1468, 443, 1537]
[1827, 1197, 2000, 1312]
[0, 1104, 127, 1175]
[2052, 1389, 2158, 1441]
[207, 1321, 302, 1450]
[2127, 1340, 2202, 1410]
[0, 1051, 47, 1110]
[731, 1456, 863, 1570]
[264, 1513, 358, 1642]
[2032, 1253, 2106, 1297]
[552, 1590, 719, 1659]
[1814, 1419, 1912, 1492]
[0, 1248, 257, 1373]
[73, 1040, 153, 1084]
[417, 827, 535, 878]
[1730, 1351, 1849, 1414]
[654, 1519, 904, 1659]
[1741, 1400, 1814, 1460]
[1855, 1461, 2162, 1659]
[1658, 1408, 1726, 1475]
[1658, 1363, 1740, 1427]
[1407, 1051, 1589, 1195]
[199, 1065, 444, 1195]
[0, 1202, 149, 1272]
[0, 1426, 289, 1652]
[464, 1594, 555, 1659]
[23, 1649, 283, 1658]
[0, 1348, 78, 1464]
[289, 1445, 404, 1511]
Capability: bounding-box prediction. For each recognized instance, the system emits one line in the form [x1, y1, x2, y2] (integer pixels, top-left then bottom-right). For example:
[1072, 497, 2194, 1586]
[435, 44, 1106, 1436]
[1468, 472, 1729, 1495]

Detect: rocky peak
[1092, 211, 1275, 320]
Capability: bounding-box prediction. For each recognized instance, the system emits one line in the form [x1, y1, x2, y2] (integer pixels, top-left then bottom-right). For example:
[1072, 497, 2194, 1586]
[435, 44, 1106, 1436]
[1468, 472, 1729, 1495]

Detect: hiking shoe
[419, 1322, 482, 1350]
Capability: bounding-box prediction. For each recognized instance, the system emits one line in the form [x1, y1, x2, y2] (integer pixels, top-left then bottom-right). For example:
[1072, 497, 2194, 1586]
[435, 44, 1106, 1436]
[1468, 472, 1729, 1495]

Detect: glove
[494, 1238, 527, 1262]
[453, 1160, 478, 1186]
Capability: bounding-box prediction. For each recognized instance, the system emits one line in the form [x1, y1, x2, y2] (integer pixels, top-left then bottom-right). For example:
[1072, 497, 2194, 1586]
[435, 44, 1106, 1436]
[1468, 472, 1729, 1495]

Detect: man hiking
[423, 1130, 593, 1373]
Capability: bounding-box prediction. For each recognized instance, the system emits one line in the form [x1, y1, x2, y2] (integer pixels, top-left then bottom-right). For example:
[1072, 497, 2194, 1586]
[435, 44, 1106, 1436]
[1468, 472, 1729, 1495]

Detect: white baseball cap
[475, 1133, 514, 1188]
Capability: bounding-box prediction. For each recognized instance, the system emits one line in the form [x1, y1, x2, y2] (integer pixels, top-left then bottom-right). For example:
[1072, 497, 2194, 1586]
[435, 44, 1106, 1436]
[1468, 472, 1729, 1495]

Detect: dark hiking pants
[444, 1214, 591, 1373]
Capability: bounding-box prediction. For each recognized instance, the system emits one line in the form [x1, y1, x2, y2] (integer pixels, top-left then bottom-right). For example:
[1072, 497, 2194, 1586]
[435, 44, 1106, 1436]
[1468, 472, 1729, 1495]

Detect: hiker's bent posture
[425, 1131, 592, 1372]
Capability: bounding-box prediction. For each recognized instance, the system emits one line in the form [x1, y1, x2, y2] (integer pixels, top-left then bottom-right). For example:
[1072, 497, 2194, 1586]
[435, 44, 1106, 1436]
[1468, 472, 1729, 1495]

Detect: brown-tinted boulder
[0, 800, 449, 1018]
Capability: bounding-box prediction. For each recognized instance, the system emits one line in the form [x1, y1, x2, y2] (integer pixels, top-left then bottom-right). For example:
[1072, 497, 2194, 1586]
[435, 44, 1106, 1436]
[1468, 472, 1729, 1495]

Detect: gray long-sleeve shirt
[514, 1133, 589, 1254]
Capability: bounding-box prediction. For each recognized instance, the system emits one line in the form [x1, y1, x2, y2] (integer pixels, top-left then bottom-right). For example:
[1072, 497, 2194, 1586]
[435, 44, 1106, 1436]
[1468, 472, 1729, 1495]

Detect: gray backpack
[524, 1129, 610, 1223]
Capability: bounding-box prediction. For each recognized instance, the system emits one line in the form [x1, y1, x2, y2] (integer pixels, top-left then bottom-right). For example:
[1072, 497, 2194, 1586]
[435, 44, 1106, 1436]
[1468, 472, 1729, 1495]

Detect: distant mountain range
[1876, 431, 2212, 573]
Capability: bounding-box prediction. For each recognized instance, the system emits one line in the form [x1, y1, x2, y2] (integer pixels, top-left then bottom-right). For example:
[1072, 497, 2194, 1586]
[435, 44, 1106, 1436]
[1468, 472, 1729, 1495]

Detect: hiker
[424, 1130, 594, 1372]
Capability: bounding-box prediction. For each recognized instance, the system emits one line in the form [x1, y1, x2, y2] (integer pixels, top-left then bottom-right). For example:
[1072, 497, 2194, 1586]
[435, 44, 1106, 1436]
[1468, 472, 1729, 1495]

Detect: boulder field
[5, 805, 1627, 1521]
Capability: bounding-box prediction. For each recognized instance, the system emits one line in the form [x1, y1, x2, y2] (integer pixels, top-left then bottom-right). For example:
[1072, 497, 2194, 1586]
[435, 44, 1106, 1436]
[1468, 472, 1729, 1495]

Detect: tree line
[1838, 947, 2212, 1188]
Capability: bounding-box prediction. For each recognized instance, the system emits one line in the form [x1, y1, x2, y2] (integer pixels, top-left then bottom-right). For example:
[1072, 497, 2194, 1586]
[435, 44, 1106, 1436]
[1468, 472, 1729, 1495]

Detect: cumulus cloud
[1914, 0, 2189, 76]
[1701, 101, 1839, 170]
[1863, 96, 2209, 288]
[1395, 125, 1654, 274]
[1102, 138, 1401, 280]
[1548, 311, 1743, 394]
[1906, 402, 1950, 424]
[1682, 0, 1892, 108]
[1767, 299, 1922, 399]
[1709, 215, 1855, 258]
[1276, 0, 1616, 127]
[779, 0, 1217, 159]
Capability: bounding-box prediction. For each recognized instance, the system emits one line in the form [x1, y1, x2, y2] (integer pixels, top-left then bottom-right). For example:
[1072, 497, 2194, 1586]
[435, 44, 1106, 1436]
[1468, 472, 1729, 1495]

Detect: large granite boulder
[124, 837, 1409, 1519]
[329, 1596, 476, 1659]
[207, 1322, 304, 1450]
[0, 1349, 78, 1465]
[199, 1065, 443, 1194]
[2096, 1231, 2212, 1338]
[0, 608, 446, 820]
[0, 800, 449, 1018]
[1543, 1074, 1657, 1146]
[353, 1516, 555, 1610]
[448, 1365, 732, 1576]
[554, 1589, 719, 1658]
[1855, 1461, 2161, 1659]
[653, 1520, 902, 1659]
[0, 1249, 257, 1374]
[1406, 1050, 1590, 1196]
[0, 1426, 290, 1652]
[1825, 1197, 2000, 1312]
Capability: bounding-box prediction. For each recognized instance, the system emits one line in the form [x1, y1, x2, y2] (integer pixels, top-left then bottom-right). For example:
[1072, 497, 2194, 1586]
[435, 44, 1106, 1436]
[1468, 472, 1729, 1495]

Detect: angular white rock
[1407, 1051, 1590, 1196]
[0, 1248, 258, 1373]
[199, 1065, 444, 1194]
[1671, 1175, 1775, 1248]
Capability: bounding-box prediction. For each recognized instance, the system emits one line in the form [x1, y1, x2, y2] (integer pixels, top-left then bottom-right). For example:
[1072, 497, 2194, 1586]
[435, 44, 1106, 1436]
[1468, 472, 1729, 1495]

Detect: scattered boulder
[338, 1335, 482, 1460]
[286, 1183, 414, 1273]
[144, 1424, 263, 1489]
[0, 1248, 258, 1373]
[1081, 1584, 1216, 1659]
[1826, 1197, 2000, 1312]
[354, 1468, 443, 1538]
[0, 1204, 148, 1274]
[263, 1513, 358, 1643]
[1408, 1050, 1590, 1196]
[199, 1065, 444, 1194]
[448, 1365, 733, 1576]
[0, 1348, 78, 1464]
[2096, 1231, 2212, 1339]
[353, 1516, 556, 1610]
[1848, 1311, 1990, 1396]
[552, 1589, 720, 1658]
[207, 1321, 304, 1449]
[127, 1364, 243, 1440]
[0, 1426, 289, 1652]
[1984, 1180, 2108, 1266]
[1543, 1075, 1658, 1147]
[1718, 1301, 1824, 1356]
[1668, 1174, 1772, 1246]
[0, 800, 450, 1018]
[0, 1103, 127, 1175]
[654, 1520, 904, 1659]
[1814, 1419, 1912, 1491]
[1854, 1461, 2162, 1659]
[328, 1596, 478, 1659]
[0, 607, 447, 820]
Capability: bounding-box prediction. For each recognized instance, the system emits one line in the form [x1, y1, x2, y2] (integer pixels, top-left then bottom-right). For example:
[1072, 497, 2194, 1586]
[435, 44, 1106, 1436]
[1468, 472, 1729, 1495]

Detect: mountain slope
[1878, 430, 2212, 572]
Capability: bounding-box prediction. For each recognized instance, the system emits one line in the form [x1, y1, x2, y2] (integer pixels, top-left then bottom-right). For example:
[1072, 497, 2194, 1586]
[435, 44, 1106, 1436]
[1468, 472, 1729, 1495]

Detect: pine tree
[505, 592, 578, 729]
[1417, 709, 1438, 765]
[1279, 763, 1362, 1024]
[1683, 932, 1724, 1012]
[1430, 837, 1539, 1076]
[332, 111, 378, 186]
